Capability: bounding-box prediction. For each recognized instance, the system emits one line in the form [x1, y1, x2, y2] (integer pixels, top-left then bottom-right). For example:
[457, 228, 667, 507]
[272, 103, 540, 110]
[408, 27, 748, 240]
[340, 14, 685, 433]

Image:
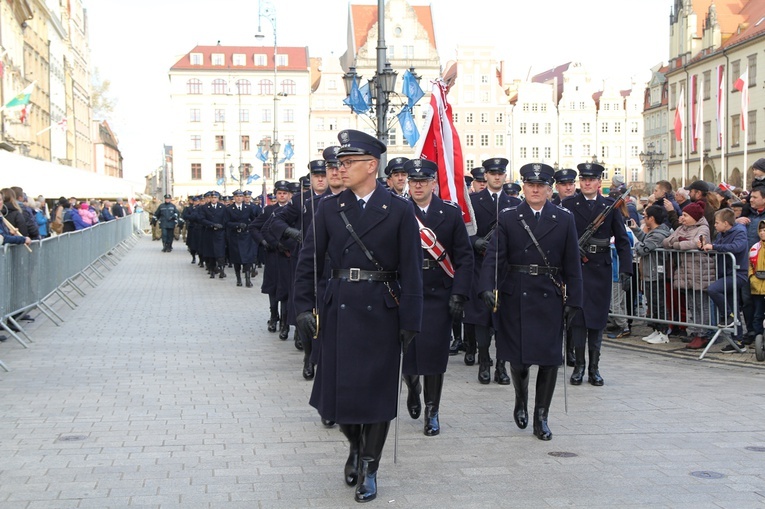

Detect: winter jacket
[0, 205, 28, 236]
[749, 242, 765, 295]
[711, 222, 748, 281]
[662, 216, 715, 290]
[632, 223, 672, 281]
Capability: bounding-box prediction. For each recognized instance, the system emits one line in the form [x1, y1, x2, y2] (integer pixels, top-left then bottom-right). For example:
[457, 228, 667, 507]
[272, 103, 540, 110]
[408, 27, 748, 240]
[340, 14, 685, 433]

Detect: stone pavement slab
[1, 237, 765, 508]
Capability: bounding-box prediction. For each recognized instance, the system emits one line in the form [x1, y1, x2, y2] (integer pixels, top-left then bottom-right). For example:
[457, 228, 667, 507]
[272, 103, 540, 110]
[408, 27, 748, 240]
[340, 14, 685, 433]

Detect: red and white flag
[716, 65, 725, 145]
[674, 86, 685, 142]
[694, 75, 703, 145]
[414, 74, 476, 235]
[734, 67, 749, 131]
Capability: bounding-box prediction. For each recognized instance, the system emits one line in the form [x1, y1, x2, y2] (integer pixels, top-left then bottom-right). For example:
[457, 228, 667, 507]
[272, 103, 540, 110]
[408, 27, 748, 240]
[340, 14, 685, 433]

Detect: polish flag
[734, 68, 749, 131]
[674, 87, 685, 142]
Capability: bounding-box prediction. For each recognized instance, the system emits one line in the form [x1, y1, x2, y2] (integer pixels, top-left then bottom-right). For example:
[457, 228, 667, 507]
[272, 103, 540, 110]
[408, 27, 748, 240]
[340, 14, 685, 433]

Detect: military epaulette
[560, 195, 577, 205]
[391, 193, 409, 202]
[555, 204, 571, 214]
[442, 200, 460, 209]
[500, 206, 518, 214]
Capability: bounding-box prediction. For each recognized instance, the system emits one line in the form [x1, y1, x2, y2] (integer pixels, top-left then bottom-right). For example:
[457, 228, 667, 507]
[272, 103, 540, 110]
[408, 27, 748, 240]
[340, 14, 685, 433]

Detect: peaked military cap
[471, 167, 487, 182]
[232, 189, 244, 197]
[299, 175, 311, 189]
[287, 182, 301, 194]
[163, 194, 171, 199]
[554, 168, 577, 184]
[384, 156, 410, 176]
[308, 159, 327, 173]
[504, 182, 521, 195]
[404, 158, 437, 180]
[464, 175, 474, 186]
[267, 193, 276, 200]
[376, 176, 390, 189]
[192, 195, 202, 201]
[274, 180, 291, 192]
[243, 190, 253, 196]
[519, 163, 555, 185]
[323, 145, 341, 165]
[482, 157, 509, 173]
[210, 191, 221, 198]
[577, 162, 605, 178]
[336, 129, 387, 158]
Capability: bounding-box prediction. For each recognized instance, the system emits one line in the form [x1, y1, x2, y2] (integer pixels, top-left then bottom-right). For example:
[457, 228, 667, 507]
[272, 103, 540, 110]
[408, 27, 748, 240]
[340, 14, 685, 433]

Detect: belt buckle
[587, 245, 598, 254]
[349, 268, 361, 282]
[529, 264, 539, 276]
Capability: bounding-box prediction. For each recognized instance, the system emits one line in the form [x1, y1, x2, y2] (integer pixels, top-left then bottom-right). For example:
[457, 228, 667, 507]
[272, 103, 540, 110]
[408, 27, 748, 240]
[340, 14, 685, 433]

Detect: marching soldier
[182, 195, 202, 264]
[226, 190, 258, 287]
[323, 146, 346, 195]
[470, 167, 488, 194]
[561, 163, 632, 386]
[293, 130, 422, 503]
[243, 190, 262, 277]
[479, 163, 582, 440]
[449, 173, 477, 355]
[503, 182, 521, 198]
[552, 168, 578, 205]
[249, 180, 293, 337]
[270, 160, 330, 377]
[401, 158, 473, 436]
[153, 194, 180, 252]
[199, 191, 229, 278]
[385, 156, 409, 196]
[145, 197, 161, 241]
[463, 158, 520, 384]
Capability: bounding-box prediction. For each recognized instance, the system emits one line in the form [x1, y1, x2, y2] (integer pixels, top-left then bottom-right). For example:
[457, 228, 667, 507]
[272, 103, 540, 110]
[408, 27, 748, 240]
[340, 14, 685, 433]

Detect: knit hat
[683, 201, 704, 222]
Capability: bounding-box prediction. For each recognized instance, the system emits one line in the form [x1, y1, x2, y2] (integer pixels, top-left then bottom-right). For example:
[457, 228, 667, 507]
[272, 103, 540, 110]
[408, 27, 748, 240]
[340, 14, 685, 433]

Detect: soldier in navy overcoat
[561, 163, 632, 386]
[463, 158, 520, 385]
[293, 130, 422, 503]
[401, 158, 473, 437]
[226, 189, 258, 287]
[249, 180, 293, 336]
[551, 168, 578, 206]
[479, 163, 583, 441]
[199, 191, 229, 279]
[183, 195, 202, 265]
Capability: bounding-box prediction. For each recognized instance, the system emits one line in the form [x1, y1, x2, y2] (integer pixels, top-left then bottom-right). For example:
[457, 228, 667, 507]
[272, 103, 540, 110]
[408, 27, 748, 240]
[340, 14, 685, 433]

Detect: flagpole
[721, 69, 726, 184]
[698, 76, 704, 179]
[682, 84, 687, 188]
[743, 67, 749, 188]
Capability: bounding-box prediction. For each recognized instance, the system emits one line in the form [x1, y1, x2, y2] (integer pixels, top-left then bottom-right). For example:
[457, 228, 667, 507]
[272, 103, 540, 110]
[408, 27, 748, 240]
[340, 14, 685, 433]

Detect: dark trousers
[707, 276, 746, 339]
[161, 227, 174, 248]
[571, 326, 603, 350]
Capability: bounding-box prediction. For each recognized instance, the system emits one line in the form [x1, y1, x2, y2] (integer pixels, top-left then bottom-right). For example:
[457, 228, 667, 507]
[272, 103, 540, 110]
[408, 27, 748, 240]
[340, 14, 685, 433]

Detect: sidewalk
[1, 236, 765, 508]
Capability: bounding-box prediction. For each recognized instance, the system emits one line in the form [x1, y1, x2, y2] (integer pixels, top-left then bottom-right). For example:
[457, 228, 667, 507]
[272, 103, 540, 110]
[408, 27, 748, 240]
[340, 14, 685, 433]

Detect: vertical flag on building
[414, 75, 476, 235]
[397, 108, 419, 147]
[695, 76, 704, 160]
[1, 82, 34, 111]
[674, 86, 685, 142]
[690, 75, 697, 151]
[716, 65, 725, 146]
[401, 69, 425, 109]
[734, 67, 749, 131]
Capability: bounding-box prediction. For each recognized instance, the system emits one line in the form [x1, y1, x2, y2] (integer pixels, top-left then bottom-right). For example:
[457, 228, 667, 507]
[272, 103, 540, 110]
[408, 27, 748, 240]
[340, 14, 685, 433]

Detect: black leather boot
[566, 330, 575, 367]
[302, 337, 314, 380]
[403, 375, 421, 419]
[533, 365, 558, 441]
[235, 266, 242, 287]
[267, 303, 278, 333]
[244, 265, 253, 287]
[570, 347, 585, 385]
[463, 323, 476, 365]
[477, 347, 492, 385]
[509, 365, 529, 429]
[423, 374, 443, 436]
[494, 360, 511, 385]
[588, 349, 604, 386]
[321, 418, 335, 427]
[355, 421, 390, 503]
[339, 424, 361, 487]
[449, 321, 463, 356]
[218, 262, 226, 279]
[294, 329, 303, 351]
[278, 306, 289, 340]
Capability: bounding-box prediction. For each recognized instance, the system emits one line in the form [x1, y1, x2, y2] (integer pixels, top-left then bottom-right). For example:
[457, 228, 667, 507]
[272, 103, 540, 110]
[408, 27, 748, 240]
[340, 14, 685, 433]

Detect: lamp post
[256, 0, 279, 182]
[639, 142, 664, 189]
[271, 139, 281, 181]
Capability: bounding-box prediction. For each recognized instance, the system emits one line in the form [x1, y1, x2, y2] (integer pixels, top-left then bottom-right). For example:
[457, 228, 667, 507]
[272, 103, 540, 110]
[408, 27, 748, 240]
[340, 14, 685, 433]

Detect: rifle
[578, 186, 631, 263]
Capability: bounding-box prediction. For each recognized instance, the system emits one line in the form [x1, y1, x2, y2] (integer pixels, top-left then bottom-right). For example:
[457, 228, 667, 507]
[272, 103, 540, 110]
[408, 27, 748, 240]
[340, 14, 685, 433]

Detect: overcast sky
[86, 0, 671, 182]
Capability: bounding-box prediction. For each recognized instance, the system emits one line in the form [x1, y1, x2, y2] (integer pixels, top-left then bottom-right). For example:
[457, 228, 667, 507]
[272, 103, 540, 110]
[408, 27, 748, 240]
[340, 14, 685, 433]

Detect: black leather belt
[584, 244, 610, 254]
[509, 264, 560, 276]
[331, 268, 398, 282]
[423, 259, 440, 270]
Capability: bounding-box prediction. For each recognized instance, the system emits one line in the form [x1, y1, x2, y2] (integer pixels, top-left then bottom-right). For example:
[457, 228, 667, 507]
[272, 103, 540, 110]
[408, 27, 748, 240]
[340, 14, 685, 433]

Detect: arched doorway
[703, 165, 716, 183]
[670, 177, 678, 191]
[729, 167, 742, 188]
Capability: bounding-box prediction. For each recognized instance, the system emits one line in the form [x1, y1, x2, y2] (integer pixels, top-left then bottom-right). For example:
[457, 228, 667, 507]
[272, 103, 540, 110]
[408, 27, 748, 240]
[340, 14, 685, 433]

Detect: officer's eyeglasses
[338, 159, 374, 169]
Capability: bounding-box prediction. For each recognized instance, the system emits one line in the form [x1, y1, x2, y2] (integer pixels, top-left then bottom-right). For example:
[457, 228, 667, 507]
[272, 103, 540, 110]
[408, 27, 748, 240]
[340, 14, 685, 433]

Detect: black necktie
[534, 211, 540, 221]
[492, 193, 497, 203]
[421, 208, 427, 217]
[587, 200, 594, 209]
[358, 199, 365, 210]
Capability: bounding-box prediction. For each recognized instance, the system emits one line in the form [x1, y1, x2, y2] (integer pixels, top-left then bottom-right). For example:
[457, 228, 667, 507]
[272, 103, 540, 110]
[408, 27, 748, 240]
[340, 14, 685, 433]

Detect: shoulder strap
[520, 218, 564, 295]
[339, 210, 383, 271]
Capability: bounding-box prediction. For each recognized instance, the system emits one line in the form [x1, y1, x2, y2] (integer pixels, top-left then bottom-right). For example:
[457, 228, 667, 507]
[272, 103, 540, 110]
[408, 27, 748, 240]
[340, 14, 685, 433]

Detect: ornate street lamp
[639, 143, 665, 188]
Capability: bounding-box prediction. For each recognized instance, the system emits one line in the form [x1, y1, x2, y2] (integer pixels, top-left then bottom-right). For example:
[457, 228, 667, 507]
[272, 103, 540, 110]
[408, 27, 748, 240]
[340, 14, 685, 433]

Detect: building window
[190, 108, 200, 122]
[631, 167, 639, 181]
[601, 146, 609, 158]
[544, 147, 551, 159]
[191, 163, 201, 180]
[190, 135, 201, 151]
[212, 79, 227, 95]
[703, 70, 711, 99]
[389, 127, 397, 146]
[212, 53, 225, 66]
[731, 115, 740, 146]
[532, 103, 538, 112]
[748, 111, 756, 144]
[466, 159, 474, 169]
[187, 78, 202, 94]
[327, 117, 338, 130]
[254, 54, 267, 66]
[466, 134, 474, 146]
[190, 53, 203, 65]
[532, 147, 539, 158]
[520, 147, 527, 158]
[453, 112, 459, 123]
[315, 117, 324, 130]
[631, 145, 638, 157]
[281, 79, 296, 95]
[582, 144, 590, 156]
[480, 134, 489, 147]
[236, 79, 251, 95]
[495, 134, 504, 147]
[569, 102, 575, 110]
[215, 108, 225, 123]
[564, 122, 572, 134]
[263, 162, 272, 179]
[703, 121, 711, 149]
[241, 135, 250, 151]
[240, 109, 249, 123]
[258, 79, 273, 95]
[276, 54, 288, 66]
[283, 109, 294, 123]
[480, 92, 489, 103]
[601, 122, 608, 133]
[579, 101, 585, 109]
[614, 122, 621, 133]
[480, 113, 488, 123]
[564, 144, 572, 156]
[603, 103, 610, 111]
[216, 163, 225, 179]
[215, 135, 225, 151]
[602, 167, 610, 180]
[749, 54, 757, 87]
[523, 104, 529, 112]
[532, 123, 539, 134]
[731, 60, 740, 89]
[261, 109, 272, 122]
[583, 122, 591, 133]
[520, 123, 527, 134]
[631, 122, 638, 134]
[284, 162, 294, 180]
[233, 54, 246, 66]
[481, 75, 489, 84]
[466, 113, 474, 123]
[496, 112, 504, 124]
[541, 104, 547, 112]
[544, 123, 551, 135]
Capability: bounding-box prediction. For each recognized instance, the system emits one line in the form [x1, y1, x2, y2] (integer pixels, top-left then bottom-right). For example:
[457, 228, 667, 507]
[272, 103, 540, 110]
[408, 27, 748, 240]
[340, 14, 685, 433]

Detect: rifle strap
[520, 218, 563, 293]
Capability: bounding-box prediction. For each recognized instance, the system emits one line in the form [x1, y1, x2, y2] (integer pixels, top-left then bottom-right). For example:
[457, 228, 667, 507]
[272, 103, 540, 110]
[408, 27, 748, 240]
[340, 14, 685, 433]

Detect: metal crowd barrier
[609, 246, 741, 360]
[0, 213, 143, 371]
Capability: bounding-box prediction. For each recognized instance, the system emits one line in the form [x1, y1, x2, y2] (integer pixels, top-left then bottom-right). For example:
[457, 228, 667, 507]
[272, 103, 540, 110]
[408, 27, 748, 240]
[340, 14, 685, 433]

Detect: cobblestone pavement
[1, 236, 765, 508]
